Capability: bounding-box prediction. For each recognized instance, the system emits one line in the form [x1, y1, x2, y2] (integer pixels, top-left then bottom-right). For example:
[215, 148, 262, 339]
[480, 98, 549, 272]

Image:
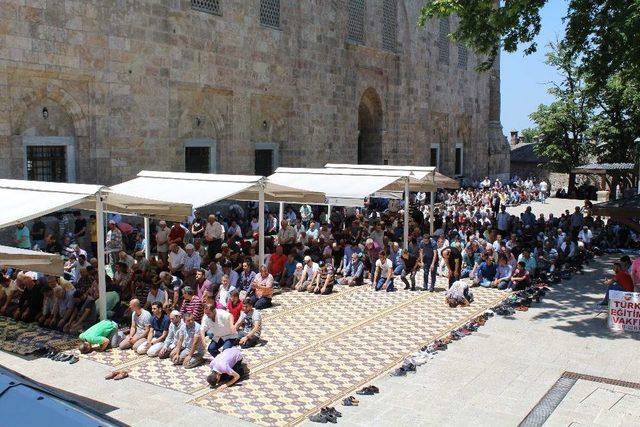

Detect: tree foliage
[418, 0, 640, 91]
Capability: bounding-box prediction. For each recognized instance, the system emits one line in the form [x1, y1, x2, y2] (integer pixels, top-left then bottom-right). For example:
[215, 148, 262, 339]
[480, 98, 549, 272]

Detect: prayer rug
[190, 284, 507, 426]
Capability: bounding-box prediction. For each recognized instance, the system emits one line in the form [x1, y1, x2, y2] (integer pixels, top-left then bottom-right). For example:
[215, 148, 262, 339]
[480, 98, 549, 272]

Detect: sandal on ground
[105, 371, 118, 380]
[114, 371, 129, 380]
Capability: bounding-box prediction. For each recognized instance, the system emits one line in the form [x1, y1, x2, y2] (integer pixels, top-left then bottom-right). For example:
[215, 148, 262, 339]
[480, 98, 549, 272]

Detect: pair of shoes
[356, 385, 379, 395]
[45, 350, 57, 359]
[105, 370, 129, 380]
[390, 367, 406, 376]
[308, 412, 336, 423]
[342, 396, 360, 406]
[52, 353, 73, 362]
[401, 360, 416, 372]
[321, 407, 341, 418]
[515, 305, 528, 312]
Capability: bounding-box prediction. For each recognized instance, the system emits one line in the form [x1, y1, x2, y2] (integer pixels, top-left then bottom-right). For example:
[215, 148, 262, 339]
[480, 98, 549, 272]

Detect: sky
[500, 1, 568, 133]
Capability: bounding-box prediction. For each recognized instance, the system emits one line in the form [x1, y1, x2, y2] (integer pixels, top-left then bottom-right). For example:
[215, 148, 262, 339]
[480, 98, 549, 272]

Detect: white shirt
[205, 222, 224, 240]
[168, 247, 187, 270]
[539, 181, 548, 192]
[376, 258, 393, 279]
[146, 289, 167, 305]
[201, 309, 238, 341]
[578, 229, 593, 244]
[302, 262, 319, 281]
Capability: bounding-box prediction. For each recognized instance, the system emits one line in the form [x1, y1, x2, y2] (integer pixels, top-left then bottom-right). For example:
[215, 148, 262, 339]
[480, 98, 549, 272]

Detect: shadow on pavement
[530, 255, 639, 340]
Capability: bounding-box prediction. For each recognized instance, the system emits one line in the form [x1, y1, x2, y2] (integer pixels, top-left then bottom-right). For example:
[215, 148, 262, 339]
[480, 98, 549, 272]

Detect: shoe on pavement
[308, 413, 328, 423]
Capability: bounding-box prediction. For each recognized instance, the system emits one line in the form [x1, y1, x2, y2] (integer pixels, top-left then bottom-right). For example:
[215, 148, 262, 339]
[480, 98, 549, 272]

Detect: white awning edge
[0, 245, 64, 276]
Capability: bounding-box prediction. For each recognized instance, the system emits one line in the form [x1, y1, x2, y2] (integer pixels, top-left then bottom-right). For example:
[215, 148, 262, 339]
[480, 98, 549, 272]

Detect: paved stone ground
[303, 253, 640, 427]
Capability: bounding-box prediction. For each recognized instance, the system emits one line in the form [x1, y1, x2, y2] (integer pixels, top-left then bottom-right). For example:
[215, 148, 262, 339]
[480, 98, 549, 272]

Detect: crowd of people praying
[2, 175, 638, 387]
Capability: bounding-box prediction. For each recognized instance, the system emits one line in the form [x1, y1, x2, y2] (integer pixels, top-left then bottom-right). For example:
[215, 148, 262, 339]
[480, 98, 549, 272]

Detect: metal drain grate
[519, 376, 577, 427]
[519, 371, 640, 427]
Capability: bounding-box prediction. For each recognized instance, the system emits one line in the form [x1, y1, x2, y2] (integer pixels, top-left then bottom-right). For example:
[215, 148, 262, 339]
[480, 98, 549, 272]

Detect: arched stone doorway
[357, 88, 383, 164]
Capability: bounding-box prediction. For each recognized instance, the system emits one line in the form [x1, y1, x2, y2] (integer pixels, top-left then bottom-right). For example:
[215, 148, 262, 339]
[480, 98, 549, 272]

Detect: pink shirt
[631, 258, 640, 285]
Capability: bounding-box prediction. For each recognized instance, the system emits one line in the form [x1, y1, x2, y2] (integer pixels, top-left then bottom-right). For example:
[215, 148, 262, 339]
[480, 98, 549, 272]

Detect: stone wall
[0, 0, 506, 185]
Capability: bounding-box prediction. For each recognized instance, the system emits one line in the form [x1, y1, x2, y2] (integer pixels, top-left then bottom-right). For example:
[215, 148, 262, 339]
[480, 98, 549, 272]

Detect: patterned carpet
[0, 316, 80, 355]
[78, 279, 508, 426]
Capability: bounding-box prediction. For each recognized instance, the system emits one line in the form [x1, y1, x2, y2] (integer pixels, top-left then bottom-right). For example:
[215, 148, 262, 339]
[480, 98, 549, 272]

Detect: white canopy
[269, 167, 414, 207]
[0, 245, 64, 276]
[324, 163, 443, 192]
[111, 171, 327, 207]
[0, 179, 193, 227]
[0, 179, 102, 228]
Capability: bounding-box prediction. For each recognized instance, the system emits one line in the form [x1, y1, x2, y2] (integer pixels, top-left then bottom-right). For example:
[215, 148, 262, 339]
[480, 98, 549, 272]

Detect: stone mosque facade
[0, 0, 510, 186]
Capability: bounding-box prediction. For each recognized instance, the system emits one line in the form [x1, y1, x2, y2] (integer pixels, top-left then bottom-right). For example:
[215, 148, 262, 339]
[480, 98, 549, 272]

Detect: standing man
[168, 222, 186, 248]
[400, 250, 421, 291]
[190, 210, 206, 242]
[205, 215, 224, 260]
[105, 220, 123, 266]
[155, 221, 170, 263]
[441, 246, 462, 288]
[14, 223, 31, 249]
[496, 206, 511, 236]
[539, 180, 548, 203]
[277, 220, 296, 254]
[419, 234, 438, 292]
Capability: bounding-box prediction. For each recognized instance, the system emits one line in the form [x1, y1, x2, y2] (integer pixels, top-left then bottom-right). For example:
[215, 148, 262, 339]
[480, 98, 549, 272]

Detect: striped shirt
[180, 295, 204, 323]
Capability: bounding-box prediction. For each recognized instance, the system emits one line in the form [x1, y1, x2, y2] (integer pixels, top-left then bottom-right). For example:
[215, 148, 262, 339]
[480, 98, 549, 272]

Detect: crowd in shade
[2, 175, 639, 388]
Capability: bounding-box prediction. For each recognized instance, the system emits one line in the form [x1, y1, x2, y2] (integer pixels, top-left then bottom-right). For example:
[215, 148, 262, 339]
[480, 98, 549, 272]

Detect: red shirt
[168, 225, 186, 245]
[614, 270, 634, 292]
[227, 300, 243, 323]
[270, 253, 287, 276]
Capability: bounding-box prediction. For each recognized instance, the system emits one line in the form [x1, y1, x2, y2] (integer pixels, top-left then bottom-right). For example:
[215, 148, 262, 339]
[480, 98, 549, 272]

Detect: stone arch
[12, 85, 88, 137]
[357, 87, 384, 164]
[177, 107, 225, 140]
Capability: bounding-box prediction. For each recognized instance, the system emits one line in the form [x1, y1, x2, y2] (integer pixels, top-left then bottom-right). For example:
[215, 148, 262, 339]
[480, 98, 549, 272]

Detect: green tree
[520, 127, 538, 144]
[418, 0, 640, 91]
[529, 43, 593, 174]
[588, 75, 640, 165]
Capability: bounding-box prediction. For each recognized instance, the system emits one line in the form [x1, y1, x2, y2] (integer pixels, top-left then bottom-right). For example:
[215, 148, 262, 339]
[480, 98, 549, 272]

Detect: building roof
[573, 163, 635, 172]
[510, 143, 547, 164]
[591, 194, 640, 217]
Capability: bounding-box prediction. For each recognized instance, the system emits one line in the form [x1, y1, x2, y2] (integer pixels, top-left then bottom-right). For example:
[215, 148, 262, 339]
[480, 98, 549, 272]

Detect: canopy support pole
[96, 191, 107, 321]
[143, 217, 151, 259]
[258, 184, 265, 266]
[429, 191, 435, 235]
[327, 204, 331, 224]
[403, 178, 409, 250]
[278, 202, 284, 227]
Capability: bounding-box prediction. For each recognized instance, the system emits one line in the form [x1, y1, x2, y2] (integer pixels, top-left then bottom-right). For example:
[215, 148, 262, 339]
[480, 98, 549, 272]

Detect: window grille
[382, 0, 397, 51]
[347, 0, 365, 44]
[191, 0, 221, 16]
[457, 43, 468, 69]
[26, 146, 67, 182]
[438, 17, 450, 64]
[260, 0, 280, 28]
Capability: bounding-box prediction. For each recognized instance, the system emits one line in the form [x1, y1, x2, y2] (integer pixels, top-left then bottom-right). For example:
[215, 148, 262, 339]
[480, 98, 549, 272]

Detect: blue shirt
[477, 262, 497, 281]
[419, 238, 437, 263]
[151, 313, 170, 338]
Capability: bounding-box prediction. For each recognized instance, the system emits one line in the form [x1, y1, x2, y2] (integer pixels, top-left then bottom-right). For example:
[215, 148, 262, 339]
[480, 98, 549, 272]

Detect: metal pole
[278, 202, 284, 227]
[327, 204, 331, 224]
[96, 192, 107, 321]
[403, 179, 409, 250]
[258, 185, 265, 266]
[429, 191, 435, 235]
[144, 217, 151, 259]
